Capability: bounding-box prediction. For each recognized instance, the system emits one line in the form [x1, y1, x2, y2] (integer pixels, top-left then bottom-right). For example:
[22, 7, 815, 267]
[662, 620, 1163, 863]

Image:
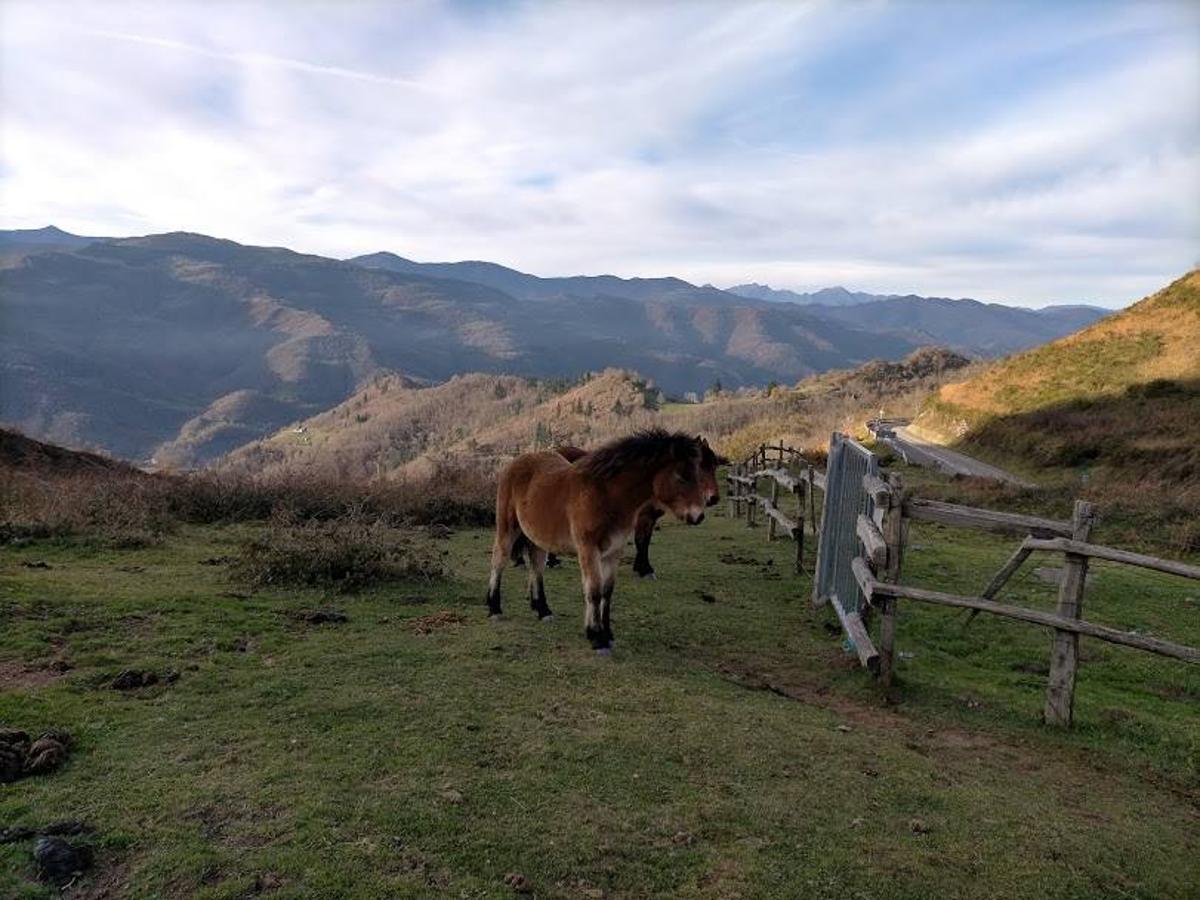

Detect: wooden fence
[844, 474, 1200, 726]
[726, 444, 823, 574]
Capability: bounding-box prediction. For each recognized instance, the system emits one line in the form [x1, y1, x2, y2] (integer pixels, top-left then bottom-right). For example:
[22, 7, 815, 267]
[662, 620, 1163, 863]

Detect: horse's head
[698, 437, 729, 509]
[653, 435, 716, 526]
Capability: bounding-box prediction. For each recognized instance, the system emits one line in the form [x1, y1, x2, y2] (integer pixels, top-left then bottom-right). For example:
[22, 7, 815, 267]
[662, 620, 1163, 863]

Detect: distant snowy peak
[727, 283, 885, 306]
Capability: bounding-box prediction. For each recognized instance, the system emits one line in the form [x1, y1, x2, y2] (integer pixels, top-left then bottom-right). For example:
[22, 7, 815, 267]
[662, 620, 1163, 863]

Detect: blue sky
[1, 0, 1197, 307]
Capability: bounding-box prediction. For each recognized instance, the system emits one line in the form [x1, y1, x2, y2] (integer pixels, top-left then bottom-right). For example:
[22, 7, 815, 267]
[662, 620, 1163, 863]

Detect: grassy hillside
[913, 272, 1200, 536]
[917, 271, 1198, 432]
[221, 350, 975, 479]
[3, 501, 1198, 897]
[0, 428, 139, 475]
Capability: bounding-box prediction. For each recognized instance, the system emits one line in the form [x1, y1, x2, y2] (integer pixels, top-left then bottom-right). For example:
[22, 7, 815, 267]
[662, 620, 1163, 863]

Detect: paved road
[884, 426, 1034, 487]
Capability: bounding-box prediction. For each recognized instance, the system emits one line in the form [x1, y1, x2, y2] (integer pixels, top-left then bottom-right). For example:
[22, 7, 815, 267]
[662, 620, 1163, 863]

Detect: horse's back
[499, 451, 578, 552]
[501, 451, 572, 491]
[498, 451, 573, 518]
[555, 445, 588, 463]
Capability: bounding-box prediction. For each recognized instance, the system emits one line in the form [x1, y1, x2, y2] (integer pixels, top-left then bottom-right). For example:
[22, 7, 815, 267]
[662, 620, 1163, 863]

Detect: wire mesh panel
[814, 433, 879, 615]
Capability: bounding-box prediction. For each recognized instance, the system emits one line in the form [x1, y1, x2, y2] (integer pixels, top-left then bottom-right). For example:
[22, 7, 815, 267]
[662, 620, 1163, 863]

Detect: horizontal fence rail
[888, 495, 1198, 724]
[903, 498, 1072, 538]
[854, 562, 1200, 663]
[807, 436, 1200, 727]
[726, 444, 821, 576]
[1022, 537, 1200, 581]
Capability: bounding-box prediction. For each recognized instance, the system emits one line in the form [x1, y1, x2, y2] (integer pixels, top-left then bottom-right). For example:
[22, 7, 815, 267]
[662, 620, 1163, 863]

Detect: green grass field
[2, 492, 1198, 898]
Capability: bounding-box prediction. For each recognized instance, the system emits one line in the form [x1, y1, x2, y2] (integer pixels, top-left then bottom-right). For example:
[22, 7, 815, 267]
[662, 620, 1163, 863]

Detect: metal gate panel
[814, 433, 879, 616]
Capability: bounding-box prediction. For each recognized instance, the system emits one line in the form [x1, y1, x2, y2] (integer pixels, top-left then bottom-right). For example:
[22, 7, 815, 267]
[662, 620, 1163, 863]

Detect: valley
[0, 228, 1104, 467]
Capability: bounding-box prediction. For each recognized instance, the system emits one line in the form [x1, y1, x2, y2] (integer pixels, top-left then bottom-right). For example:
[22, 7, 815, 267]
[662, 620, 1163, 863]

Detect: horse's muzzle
[686, 512, 705, 526]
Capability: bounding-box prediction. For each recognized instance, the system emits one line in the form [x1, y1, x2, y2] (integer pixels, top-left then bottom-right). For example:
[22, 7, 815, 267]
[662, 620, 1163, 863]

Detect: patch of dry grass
[0, 456, 495, 549]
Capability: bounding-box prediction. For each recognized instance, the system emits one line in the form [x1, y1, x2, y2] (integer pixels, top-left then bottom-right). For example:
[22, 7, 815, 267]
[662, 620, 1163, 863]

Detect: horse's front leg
[577, 545, 609, 653]
[631, 507, 661, 579]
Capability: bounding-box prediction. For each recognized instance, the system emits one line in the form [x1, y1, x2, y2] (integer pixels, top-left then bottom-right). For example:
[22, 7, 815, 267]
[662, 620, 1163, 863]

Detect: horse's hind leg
[524, 544, 554, 621]
[577, 545, 609, 653]
[599, 552, 619, 649]
[488, 521, 520, 619]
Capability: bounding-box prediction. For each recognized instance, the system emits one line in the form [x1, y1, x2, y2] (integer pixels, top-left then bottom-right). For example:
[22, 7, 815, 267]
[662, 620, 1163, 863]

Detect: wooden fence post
[878, 474, 905, 687]
[795, 478, 806, 574]
[1044, 500, 1097, 727]
[767, 478, 780, 540]
[807, 468, 819, 537]
[746, 473, 757, 527]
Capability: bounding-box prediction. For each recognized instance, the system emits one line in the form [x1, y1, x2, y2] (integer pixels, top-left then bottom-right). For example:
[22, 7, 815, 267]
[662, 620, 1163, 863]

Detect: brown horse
[511, 440, 726, 578]
[488, 430, 714, 653]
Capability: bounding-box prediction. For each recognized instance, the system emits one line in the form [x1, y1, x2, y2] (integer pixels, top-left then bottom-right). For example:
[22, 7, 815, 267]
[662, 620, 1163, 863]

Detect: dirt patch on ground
[287, 609, 348, 625]
[409, 611, 467, 635]
[696, 855, 746, 897]
[110, 669, 179, 691]
[64, 860, 131, 899]
[0, 659, 70, 689]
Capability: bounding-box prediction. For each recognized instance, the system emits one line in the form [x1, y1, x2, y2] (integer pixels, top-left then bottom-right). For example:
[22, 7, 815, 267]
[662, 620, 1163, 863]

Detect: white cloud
[1, 0, 1197, 306]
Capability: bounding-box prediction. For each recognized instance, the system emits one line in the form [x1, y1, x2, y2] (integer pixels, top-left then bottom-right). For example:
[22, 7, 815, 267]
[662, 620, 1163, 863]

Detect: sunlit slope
[221, 350, 974, 479]
[914, 271, 1200, 483]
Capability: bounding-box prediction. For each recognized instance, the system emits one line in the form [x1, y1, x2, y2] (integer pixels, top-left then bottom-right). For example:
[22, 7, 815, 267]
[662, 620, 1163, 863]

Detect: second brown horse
[513, 441, 726, 578]
[488, 430, 717, 653]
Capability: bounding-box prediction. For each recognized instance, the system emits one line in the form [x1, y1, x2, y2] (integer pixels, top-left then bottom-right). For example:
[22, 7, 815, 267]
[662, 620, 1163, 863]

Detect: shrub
[0, 469, 175, 547]
[0, 457, 496, 548]
[230, 509, 445, 592]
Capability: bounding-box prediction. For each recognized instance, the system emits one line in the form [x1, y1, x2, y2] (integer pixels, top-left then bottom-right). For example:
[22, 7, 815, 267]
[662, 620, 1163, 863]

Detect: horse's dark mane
[577, 429, 699, 480]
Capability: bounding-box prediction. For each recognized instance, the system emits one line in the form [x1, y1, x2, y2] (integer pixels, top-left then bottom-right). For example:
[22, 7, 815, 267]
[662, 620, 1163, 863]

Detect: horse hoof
[489, 613, 505, 622]
[639, 571, 657, 580]
[540, 614, 555, 623]
[595, 647, 613, 657]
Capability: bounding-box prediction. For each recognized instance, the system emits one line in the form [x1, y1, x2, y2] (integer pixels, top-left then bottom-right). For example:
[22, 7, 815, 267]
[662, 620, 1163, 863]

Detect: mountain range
[0, 226, 1108, 465]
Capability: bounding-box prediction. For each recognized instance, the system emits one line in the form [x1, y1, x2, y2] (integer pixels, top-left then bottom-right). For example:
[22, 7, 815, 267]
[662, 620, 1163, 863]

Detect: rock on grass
[34, 835, 93, 885]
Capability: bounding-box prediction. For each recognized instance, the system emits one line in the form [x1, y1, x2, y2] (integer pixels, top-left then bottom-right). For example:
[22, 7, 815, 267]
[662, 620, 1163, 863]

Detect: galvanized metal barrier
[813, 433, 881, 670]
